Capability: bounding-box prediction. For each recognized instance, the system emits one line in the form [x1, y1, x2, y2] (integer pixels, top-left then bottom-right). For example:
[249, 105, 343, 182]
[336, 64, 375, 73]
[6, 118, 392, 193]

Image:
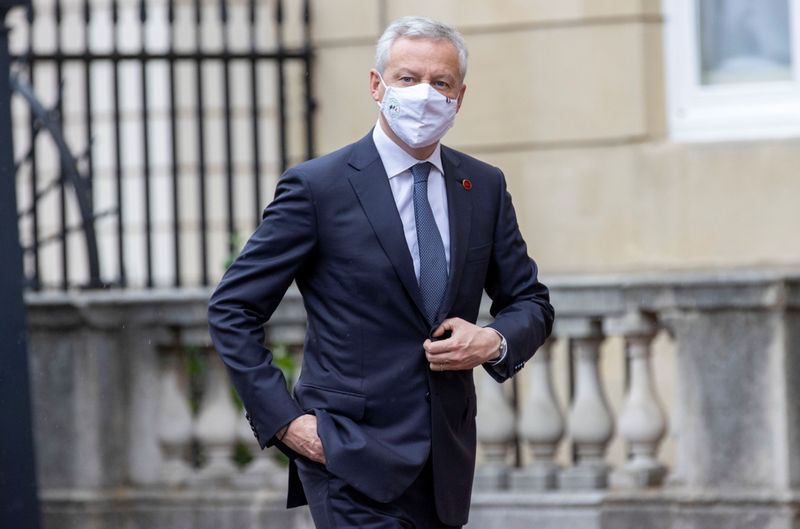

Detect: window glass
[698, 0, 793, 85]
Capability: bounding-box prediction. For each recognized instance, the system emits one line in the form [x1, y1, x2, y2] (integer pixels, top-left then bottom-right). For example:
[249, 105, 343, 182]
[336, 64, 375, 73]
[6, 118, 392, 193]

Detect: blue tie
[411, 162, 448, 323]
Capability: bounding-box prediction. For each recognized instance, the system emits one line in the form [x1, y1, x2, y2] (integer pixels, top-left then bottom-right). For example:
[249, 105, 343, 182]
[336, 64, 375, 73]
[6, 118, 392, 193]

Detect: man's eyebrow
[430, 71, 457, 83]
[393, 68, 421, 77]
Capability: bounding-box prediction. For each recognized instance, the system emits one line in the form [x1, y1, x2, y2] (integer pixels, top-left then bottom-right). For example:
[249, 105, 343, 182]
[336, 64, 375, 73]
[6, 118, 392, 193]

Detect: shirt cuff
[488, 329, 508, 366]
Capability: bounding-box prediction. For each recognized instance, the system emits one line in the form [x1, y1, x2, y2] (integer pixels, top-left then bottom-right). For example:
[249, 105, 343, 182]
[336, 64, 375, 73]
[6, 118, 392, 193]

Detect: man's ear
[369, 69, 383, 103]
[455, 84, 467, 112]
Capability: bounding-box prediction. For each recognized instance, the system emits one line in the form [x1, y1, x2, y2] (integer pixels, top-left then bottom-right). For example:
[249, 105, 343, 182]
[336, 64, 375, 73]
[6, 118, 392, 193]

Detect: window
[664, 0, 800, 140]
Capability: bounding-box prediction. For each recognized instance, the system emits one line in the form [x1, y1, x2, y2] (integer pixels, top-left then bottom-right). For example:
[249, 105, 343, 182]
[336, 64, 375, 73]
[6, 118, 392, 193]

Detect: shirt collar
[372, 121, 444, 179]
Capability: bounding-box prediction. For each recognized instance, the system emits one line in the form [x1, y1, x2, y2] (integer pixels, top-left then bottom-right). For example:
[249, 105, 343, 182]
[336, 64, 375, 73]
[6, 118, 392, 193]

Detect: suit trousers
[295, 456, 461, 529]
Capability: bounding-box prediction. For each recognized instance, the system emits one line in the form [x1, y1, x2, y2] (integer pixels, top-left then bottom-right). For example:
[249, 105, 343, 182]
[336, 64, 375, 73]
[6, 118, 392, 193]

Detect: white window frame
[664, 0, 800, 141]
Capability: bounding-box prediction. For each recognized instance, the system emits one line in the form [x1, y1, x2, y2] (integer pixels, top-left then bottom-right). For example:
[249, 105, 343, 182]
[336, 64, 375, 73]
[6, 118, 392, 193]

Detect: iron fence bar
[140, 0, 153, 288]
[168, 0, 181, 287]
[248, 0, 261, 228]
[17, 172, 70, 217]
[111, 0, 125, 286]
[25, 3, 39, 289]
[55, 0, 67, 289]
[194, 0, 208, 285]
[13, 133, 36, 173]
[275, 0, 287, 173]
[302, 0, 314, 161]
[220, 0, 235, 257]
[82, 0, 93, 203]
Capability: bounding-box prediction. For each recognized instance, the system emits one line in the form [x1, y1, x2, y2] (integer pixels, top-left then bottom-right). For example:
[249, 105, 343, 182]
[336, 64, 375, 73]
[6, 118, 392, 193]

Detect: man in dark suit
[208, 15, 554, 529]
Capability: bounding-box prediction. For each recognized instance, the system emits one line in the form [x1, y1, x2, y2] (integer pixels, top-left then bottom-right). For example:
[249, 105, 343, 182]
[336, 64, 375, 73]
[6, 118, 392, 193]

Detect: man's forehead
[389, 37, 458, 59]
[385, 37, 460, 71]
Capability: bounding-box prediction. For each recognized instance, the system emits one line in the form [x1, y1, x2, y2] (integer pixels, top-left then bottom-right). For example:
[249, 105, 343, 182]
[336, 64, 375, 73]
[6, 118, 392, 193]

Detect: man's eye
[399, 76, 415, 83]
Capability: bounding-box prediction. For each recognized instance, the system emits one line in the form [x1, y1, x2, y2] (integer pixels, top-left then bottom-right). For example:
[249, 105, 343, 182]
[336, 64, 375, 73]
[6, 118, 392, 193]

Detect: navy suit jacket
[208, 131, 554, 526]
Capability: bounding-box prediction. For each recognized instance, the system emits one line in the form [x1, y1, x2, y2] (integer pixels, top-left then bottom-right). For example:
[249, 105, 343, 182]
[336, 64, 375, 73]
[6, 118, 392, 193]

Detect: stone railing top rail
[547, 267, 800, 316]
[25, 268, 800, 328]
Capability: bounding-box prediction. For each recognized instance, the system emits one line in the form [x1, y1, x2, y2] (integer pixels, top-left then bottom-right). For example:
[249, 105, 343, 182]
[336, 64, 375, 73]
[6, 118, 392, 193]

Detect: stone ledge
[472, 488, 800, 508]
[40, 488, 800, 529]
[41, 487, 287, 504]
[547, 268, 800, 315]
[24, 287, 306, 330]
[25, 268, 800, 316]
[41, 488, 313, 529]
[26, 269, 800, 331]
[468, 489, 800, 529]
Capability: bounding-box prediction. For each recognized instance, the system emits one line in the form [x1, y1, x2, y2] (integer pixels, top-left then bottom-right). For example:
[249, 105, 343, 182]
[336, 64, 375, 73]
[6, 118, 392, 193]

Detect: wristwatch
[489, 331, 507, 365]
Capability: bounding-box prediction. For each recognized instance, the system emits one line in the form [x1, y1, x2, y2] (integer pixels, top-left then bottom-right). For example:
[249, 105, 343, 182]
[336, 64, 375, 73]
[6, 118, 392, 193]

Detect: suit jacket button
[425, 391, 431, 402]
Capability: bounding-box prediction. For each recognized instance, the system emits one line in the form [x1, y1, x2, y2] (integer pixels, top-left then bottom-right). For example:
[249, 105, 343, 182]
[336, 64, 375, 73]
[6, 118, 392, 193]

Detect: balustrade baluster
[606, 312, 667, 488]
[559, 318, 614, 490]
[191, 350, 238, 486]
[233, 411, 285, 489]
[474, 368, 515, 490]
[156, 347, 194, 486]
[511, 339, 564, 490]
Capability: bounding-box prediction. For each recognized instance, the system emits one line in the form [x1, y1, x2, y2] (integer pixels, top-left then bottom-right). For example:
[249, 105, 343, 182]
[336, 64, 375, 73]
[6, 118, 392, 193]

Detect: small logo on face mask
[386, 96, 401, 120]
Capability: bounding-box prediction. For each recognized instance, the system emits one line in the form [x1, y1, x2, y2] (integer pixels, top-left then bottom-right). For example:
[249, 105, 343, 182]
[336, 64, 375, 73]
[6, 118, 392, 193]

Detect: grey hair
[375, 16, 468, 81]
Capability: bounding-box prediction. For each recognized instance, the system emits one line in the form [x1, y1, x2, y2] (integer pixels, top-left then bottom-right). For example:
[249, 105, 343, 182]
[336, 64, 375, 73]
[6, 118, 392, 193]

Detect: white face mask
[377, 74, 458, 149]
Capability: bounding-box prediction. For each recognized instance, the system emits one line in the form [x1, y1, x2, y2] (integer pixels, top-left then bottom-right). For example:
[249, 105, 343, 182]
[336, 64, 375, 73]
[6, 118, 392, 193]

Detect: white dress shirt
[372, 122, 450, 282]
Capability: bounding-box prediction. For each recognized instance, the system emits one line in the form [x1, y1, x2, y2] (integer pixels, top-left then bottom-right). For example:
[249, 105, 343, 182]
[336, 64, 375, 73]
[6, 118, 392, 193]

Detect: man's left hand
[424, 318, 501, 371]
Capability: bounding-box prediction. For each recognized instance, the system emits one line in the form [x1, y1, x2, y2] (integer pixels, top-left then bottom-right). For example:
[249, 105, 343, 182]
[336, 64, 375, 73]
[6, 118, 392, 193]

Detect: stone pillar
[605, 311, 667, 488]
[156, 346, 195, 486]
[663, 277, 800, 491]
[127, 324, 169, 485]
[511, 339, 564, 490]
[474, 368, 515, 490]
[558, 318, 614, 490]
[233, 411, 286, 490]
[191, 349, 239, 486]
[26, 300, 131, 489]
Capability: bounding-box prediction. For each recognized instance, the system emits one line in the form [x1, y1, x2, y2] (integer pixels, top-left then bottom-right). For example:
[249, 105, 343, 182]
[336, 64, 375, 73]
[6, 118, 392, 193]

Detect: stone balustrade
[474, 293, 668, 494]
[25, 270, 800, 529]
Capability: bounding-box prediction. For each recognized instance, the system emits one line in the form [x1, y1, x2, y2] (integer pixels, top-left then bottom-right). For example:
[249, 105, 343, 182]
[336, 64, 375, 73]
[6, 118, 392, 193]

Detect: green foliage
[223, 232, 243, 271]
[231, 385, 244, 410]
[232, 440, 254, 466]
[224, 342, 297, 468]
[273, 450, 289, 467]
[185, 346, 204, 414]
[271, 343, 297, 390]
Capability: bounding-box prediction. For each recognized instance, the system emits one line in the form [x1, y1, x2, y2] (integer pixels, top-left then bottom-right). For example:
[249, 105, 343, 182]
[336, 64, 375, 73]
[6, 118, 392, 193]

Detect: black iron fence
[8, 0, 315, 290]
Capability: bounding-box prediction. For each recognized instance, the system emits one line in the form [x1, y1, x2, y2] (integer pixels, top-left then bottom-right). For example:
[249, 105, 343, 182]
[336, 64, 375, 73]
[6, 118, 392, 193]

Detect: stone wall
[309, 0, 800, 274]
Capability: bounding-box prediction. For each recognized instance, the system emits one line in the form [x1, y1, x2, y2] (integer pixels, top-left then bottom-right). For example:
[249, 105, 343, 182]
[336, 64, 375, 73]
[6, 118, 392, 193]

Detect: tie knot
[411, 162, 432, 184]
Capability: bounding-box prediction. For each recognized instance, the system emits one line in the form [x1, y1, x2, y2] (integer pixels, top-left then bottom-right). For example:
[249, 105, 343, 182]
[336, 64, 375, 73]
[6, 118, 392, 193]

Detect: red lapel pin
[462, 179, 472, 190]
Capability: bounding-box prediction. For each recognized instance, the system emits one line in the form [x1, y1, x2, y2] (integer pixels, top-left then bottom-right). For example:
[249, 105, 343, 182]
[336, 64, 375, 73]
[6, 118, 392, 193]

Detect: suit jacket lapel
[437, 147, 471, 323]
[346, 134, 428, 321]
